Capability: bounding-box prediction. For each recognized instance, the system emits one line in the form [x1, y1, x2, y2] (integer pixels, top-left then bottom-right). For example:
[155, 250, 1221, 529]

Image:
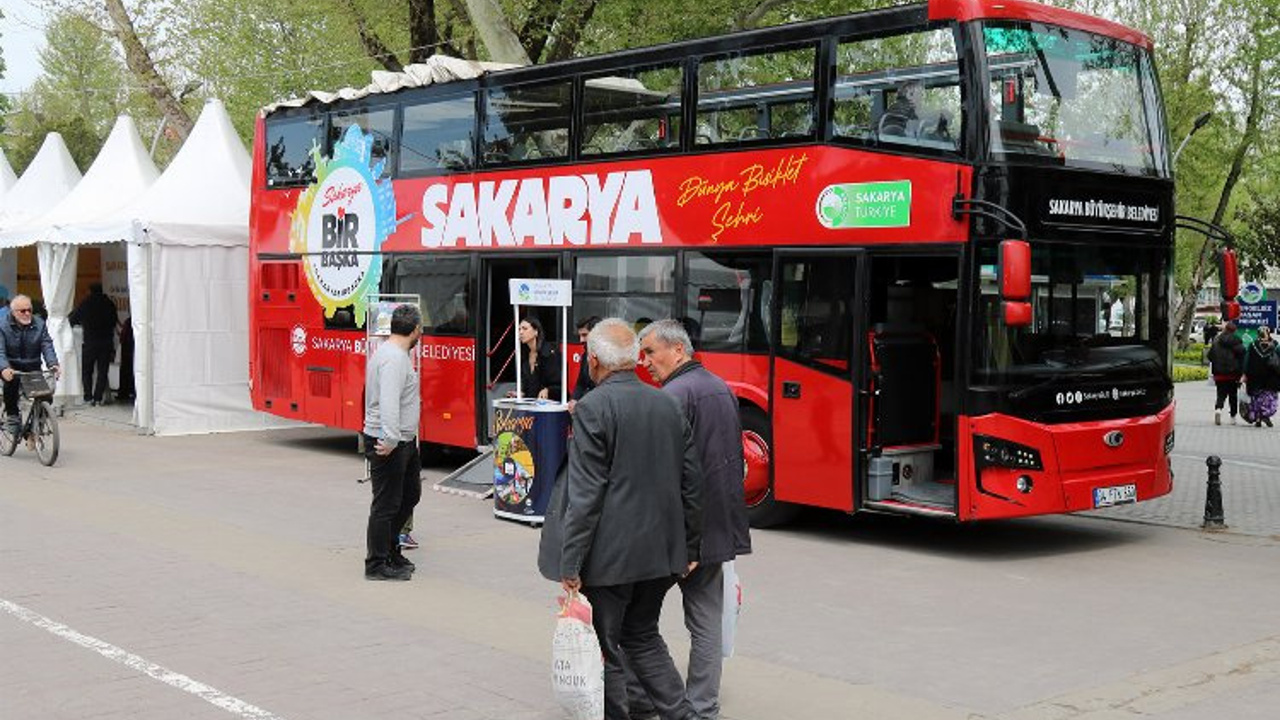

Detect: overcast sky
[0, 0, 47, 96]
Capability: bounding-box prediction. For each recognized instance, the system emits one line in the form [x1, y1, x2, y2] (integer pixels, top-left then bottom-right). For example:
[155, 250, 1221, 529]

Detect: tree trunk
[341, 0, 405, 72]
[102, 0, 192, 140]
[408, 0, 439, 64]
[544, 0, 598, 63]
[462, 0, 531, 65]
[1171, 54, 1264, 347]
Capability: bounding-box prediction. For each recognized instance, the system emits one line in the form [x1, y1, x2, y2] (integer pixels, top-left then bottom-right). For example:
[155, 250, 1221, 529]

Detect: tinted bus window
[387, 256, 471, 335]
[835, 29, 960, 151]
[696, 46, 816, 145]
[582, 64, 682, 156]
[684, 252, 771, 352]
[778, 258, 854, 375]
[574, 255, 676, 327]
[329, 106, 395, 177]
[483, 80, 572, 165]
[401, 94, 476, 174]
[265, 116, 323, 187]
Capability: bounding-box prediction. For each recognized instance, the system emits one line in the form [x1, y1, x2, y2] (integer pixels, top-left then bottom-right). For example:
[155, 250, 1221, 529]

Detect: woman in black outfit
[516, 315, 562, 400]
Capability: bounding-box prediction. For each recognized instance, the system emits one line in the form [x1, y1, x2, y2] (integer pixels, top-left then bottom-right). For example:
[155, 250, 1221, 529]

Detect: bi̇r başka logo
[289, 125, 397, 326]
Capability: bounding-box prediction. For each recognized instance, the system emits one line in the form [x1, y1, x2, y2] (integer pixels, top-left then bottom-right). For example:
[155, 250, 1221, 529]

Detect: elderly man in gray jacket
[560, 317, 703, 720]
[638, 319, 751, 720]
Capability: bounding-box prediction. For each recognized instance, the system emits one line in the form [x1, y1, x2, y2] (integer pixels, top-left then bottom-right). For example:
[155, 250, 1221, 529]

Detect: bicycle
[1, 369, 60, 466]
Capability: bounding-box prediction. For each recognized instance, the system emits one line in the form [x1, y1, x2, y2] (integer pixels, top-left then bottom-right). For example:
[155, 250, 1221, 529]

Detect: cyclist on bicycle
[1, 295, 61, 431]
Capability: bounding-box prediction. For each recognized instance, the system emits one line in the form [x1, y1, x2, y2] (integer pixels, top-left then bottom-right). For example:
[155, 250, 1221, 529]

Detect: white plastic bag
[552, 592, 604, 720]
[722, 561, 742, 658]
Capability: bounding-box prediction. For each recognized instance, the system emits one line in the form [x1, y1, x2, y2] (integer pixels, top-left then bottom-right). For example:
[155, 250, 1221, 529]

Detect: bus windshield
[984, 22, 1168, 176]
[975, 241, 1169, 391]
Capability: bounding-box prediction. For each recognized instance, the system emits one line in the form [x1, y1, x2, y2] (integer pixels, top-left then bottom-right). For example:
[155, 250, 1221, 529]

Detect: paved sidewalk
[1088, 380, 1280, 537]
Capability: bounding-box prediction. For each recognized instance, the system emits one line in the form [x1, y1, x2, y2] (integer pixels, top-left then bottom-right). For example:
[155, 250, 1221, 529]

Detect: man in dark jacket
[1207, 321, 1246, 425]
[638, 318, 751, 720]
[68, 282, 118, 405]
[560, 317, 702, 720]
[1, 295, 61, 427]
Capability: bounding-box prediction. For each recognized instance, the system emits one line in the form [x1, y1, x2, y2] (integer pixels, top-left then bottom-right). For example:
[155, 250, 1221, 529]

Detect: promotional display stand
[494, 278, 572, 525]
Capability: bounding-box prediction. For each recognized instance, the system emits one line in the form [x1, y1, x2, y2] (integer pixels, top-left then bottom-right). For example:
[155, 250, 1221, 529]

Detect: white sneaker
[1231, 415, 1238, 425]
[1215, 410, 1222, 425]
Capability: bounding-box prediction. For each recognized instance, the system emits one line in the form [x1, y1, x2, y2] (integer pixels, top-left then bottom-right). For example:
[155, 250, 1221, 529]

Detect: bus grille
[308, 370, 332, 398]
[260, 328, 292, 399]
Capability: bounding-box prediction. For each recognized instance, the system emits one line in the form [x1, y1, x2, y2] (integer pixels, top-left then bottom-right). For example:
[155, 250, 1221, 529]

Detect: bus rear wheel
[740, 406, 799, 528]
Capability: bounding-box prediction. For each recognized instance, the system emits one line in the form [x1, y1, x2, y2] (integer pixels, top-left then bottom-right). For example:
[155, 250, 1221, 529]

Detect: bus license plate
[1093, 483, 1137, 508]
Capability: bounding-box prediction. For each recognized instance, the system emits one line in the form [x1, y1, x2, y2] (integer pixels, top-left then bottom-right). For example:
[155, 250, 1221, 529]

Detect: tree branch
[102, 0, 191, 140]
[339, 0, 405, 72]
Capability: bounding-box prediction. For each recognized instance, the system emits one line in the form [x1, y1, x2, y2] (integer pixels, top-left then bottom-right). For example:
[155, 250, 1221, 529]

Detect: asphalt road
[1, 382, 1277, 720]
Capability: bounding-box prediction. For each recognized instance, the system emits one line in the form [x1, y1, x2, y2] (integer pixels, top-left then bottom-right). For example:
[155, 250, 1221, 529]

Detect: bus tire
[740, 405, 799, 528]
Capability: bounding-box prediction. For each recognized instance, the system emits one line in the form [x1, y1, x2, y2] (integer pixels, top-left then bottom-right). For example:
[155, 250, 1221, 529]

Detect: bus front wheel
[740, 406, 799, 528]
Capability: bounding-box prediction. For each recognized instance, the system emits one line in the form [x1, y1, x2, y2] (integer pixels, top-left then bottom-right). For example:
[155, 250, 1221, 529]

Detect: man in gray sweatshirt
[362, 304, 423, 581]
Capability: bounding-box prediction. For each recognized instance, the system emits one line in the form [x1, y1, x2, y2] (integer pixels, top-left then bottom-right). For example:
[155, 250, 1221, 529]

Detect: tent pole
[146, 233, 156, 434]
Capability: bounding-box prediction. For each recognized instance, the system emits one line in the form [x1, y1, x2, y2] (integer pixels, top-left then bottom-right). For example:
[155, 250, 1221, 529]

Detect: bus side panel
[958, 406, 1174, 520]
[419, 336, 478, 449]
[698, 351, 770, 410]
[771, 358, 854, 511]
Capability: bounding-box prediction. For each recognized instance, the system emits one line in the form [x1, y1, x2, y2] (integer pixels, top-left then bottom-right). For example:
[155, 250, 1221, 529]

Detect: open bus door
[477, 255, 564, 446]
[765, 252, 862, 522]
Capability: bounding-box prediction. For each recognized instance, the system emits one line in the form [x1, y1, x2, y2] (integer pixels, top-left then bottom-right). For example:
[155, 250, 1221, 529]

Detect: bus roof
[262, 0, 1151, 115]
[928, 0, 1153, 49]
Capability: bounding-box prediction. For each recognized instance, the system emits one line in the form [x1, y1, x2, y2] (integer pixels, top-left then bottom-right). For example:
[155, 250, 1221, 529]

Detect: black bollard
[1202, 455, 1227, 530]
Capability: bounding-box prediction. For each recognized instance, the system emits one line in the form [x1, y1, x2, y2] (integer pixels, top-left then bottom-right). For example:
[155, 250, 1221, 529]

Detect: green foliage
[1172, 364, 1209, 383]
[1173, 342, 1205, 363]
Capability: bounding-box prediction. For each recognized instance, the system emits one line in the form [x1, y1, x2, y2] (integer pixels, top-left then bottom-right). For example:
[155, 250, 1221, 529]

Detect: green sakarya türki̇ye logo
[816, 180, 912, 229]
[289, 125, 397, 327]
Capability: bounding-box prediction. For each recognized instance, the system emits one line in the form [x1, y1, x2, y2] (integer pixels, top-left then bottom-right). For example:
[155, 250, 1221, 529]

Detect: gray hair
[587, 318, 638, 370]
[638, 318, 694, 356]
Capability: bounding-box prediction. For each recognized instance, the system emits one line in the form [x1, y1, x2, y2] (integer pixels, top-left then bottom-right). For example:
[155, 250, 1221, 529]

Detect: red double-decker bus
[251, 0, 1193, 526]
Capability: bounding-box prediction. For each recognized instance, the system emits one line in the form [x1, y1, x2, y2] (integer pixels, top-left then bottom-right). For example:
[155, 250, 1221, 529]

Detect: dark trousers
[1214, 379, 1240, 416]
[584, 577, 696, 720]
[2, 378, 18, 417]
[81, 341, 112, 402]
[363, 436, 422, 573]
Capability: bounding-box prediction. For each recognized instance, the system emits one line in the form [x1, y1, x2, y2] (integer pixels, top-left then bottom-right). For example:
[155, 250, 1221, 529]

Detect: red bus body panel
[956, 404, 1175, 520]
[928, 0, 1154, 49]
[771, 358, 855, 512]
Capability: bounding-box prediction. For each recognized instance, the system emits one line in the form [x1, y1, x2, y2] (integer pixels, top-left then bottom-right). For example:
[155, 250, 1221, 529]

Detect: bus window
[264, 115, 323, 187]
[684, 252, 771, 353]
[778, 259, 854, 375]
[696, 45, 816, 145]
[328, 106, 396, 177]
[400, 94, 476, 174]
[386, 255, 471, 335]
[483, 80, 573, 165]
[582, 64, 683, 156]
[573, 255, 676, 329]
[835, 29, 960, 151]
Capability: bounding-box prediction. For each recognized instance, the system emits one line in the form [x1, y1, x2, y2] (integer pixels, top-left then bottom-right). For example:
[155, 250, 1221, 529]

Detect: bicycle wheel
[32, 402, 59, 466]
[0, 410, 16, 457]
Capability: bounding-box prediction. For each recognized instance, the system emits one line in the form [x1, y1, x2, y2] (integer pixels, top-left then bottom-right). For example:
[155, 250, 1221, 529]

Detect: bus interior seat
[997, 120, 1054, 154]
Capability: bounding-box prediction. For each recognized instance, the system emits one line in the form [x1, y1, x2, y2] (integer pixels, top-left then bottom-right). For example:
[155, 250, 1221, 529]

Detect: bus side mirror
[1003, 301, 1033, 327]
[1218, 248, 1239, 300]
[1221, 300, 1240, 321]
[999, 239, 1031, 301]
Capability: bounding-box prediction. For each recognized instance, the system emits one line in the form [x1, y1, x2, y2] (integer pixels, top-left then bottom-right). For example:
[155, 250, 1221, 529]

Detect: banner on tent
[101, 244, 130, 316]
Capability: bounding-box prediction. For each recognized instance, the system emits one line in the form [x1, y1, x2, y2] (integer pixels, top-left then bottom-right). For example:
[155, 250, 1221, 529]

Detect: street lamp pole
[1173, 111, 1213, 166]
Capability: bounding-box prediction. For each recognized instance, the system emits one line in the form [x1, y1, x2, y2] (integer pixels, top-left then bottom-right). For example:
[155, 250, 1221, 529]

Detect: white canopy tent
[0, 149, 16, 297]
[1, 117, 159, 404]
[81, 99, 293, 435]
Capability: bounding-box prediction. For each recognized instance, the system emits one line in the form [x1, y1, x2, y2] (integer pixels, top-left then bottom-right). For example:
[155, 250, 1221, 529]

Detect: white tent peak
[0, 133, 82, 230]
[22, 116, 160, 241]
[133, 97, 250, 242]
[0, 148, 18, 197]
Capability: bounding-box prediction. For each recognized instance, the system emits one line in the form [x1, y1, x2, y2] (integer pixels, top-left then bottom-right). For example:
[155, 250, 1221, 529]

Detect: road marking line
[0, 598, 286, 720]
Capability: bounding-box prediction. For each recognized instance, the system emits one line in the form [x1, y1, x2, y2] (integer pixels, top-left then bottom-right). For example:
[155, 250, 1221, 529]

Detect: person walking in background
[569, 315, 601, 409]
[1202, 317, 1221, 365]
[637, 319, 751, 720]
[1207, 321, 1245, 425]
[68, 282, 118, 406]
[362, 304, 423, 582]
[116, 319, 135, 402]
[1243, 326, 1280, 428]
[559, 318, 702, 720]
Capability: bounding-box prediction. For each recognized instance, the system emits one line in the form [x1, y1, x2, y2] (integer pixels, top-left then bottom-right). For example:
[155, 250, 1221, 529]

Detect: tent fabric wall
[126, 238, 152, 431]
[37, 242, 82, 401]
